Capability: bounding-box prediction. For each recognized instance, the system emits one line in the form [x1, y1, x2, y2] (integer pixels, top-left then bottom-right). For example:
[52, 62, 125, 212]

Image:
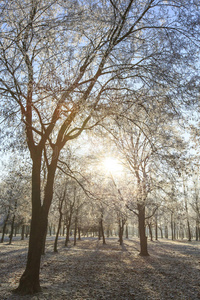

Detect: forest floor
[0, 236, 200, 300]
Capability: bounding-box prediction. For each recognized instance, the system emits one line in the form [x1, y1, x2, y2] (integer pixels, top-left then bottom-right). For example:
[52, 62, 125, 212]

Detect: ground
[0, 236, 200, 300]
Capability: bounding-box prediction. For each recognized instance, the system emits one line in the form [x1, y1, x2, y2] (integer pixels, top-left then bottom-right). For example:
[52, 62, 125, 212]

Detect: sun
[103, 157, 123, 173]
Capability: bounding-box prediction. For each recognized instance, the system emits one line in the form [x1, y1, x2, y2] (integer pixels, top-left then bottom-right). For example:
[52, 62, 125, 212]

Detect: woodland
[0, 0, 200, 298]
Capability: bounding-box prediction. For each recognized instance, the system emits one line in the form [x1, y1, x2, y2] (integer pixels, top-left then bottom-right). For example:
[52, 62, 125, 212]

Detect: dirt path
[0, 237, 200, 299]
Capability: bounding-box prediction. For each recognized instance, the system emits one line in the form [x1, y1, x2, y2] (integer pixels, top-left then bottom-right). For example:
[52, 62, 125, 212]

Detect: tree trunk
[148, 223, 153, 241]
[13, 157, 53, 295]
[187, 220, 192, 241]
[165, 225, 168, 239]
[78, 227, 81, 240]
[173, 221, 176, 240]
[54, 212, 63, 252]
[13, 208, 48, 294]
[171, 214, 174, 240]
[118, 218, 125, 246]
[100, 214, 106, 245]
[125, 224, 128, 239]
[49, 225, 52, 236]
[65, 222, 71, 246]
[25, 225, 30, 238]
[74, 216, 78, 246]
[138, 204, 149, 256]
[65, 205, 74, 247]
[98, 226, 101, 240]
[196, 220, 199, 241]
[9, 201, 17, 245]
[21, 225, 25, 240]
[159, 227, 163, 238]
[155, 216, 158, 240]
[62, 225, 65, 236]
[1, 209, 10, 243]
[198, 226, 200, 241]
[106, 228, 110, 238]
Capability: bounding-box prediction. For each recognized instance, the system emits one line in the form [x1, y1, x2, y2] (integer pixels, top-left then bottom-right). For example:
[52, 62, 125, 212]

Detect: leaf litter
[0, 237, 200, 300]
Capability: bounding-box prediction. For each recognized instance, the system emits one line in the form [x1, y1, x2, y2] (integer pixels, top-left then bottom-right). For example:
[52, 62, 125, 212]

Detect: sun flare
[103, 157, 123, 173]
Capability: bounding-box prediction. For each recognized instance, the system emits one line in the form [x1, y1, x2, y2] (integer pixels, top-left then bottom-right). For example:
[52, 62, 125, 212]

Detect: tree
[191, 170, 200, 241]
[0, 0, 199, 294]
[53, 183, 67, 253]
[0, 170, 31, 243]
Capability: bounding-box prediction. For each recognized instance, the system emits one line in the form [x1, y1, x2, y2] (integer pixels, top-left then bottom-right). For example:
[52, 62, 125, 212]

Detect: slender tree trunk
[187, 220, 192, 241]
[148, 223, 153, 241]
[98, 226, 101, 240]
[9, 217, 16, 244]
[165, 225, 168, 239]
[65, 204, 74, 247]
[9, 200, 17, 245]
[100, 214, 106, 245]
[196, 220, 199, 241]
[155, 216, 158, 240]
[74, 216, 78, 246]
[54, 213, 63, 252]
[171, 214, 174, 240]
[65, 221, 71, 246]
[106, 228, 110, 238]
[49, 225, 52, 236]
[118, 219, 125, 246]
[125, 224, 128, 239]
[198, 226, 200, 241]
[21, 225, 25, 240]
[174, 221, 176, 240]
[1, 209, 10, 243]
[25, 226, 29, 238]
[183, 181, 191, 241]
[54, 192, 65, 252]
[62, 225, 65, 236]
[78, 227, 81, 240]
[159, 227, 163, 238]
[138, 204, 149, 256]
[119, 224, 122, 245]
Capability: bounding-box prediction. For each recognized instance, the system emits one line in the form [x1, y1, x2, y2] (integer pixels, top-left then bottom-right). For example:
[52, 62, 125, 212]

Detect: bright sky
[103, 157, 123, 174]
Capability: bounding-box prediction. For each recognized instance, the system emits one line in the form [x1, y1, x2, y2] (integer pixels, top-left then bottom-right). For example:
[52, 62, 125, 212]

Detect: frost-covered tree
[0, 0, 199, 294]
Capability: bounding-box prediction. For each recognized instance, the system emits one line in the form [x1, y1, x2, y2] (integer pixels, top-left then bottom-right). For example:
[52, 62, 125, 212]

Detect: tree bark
[13, 208, 48, 294]
[13, 157, 53, 295]
[138, 204, 149, 256]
